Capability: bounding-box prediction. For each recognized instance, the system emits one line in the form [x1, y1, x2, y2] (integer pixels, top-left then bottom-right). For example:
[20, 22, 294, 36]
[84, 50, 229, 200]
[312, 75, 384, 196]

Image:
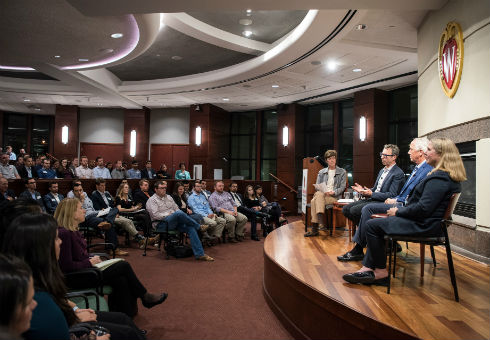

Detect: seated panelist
[342, 138, 466, 286]
[305, 150, 346, 237]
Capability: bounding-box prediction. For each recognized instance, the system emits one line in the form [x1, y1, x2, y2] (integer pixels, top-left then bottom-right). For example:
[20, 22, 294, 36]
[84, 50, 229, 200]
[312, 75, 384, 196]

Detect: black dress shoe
[396, 242, 402, 253]
[142, 292, 168, 308]
[342, 271, 375, 284]
[251, 235, 260, 241]
[371, 276, 389, 286]
[337, 251, 364, 262]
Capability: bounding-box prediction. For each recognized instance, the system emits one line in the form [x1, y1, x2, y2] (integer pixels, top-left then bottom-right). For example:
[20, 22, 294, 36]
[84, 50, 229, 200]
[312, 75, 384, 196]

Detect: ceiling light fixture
[239, 19, 252, 25]
[272, 85, 279, 88]
[111, 33, 124, 38]
[242, 30, 252, 37]
[353, 68, 362, 72]
[78, 58, 89, 62]
[223, 98, 230, 101]
[23, 99, 31, 102]
[327, 60, 337, 71]
[54, 55, 61, 58]
[171, 55, 183, 61]
[355, 24, 367, 30]
[246, 9, 252, 13]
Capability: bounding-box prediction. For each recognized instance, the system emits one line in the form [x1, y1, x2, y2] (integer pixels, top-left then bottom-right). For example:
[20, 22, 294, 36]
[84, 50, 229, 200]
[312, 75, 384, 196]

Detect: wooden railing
[269, 173, 298, 194]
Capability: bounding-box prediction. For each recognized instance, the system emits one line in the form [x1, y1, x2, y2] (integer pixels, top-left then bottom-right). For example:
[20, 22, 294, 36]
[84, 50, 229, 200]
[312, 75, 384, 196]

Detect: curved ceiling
[0, 0, 447, 114]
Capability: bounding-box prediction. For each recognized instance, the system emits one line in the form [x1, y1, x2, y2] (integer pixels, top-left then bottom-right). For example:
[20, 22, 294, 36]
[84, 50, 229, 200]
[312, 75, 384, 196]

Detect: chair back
[444, 193, 461, 220]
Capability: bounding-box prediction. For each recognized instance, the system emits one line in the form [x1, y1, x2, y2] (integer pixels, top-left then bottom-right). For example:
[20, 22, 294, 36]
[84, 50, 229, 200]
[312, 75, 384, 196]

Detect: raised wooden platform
[263, 221, 489, 340]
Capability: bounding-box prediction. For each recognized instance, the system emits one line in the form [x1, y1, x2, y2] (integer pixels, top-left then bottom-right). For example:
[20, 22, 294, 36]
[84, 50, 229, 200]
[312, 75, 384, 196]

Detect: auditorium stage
[263, 221, 489, 340]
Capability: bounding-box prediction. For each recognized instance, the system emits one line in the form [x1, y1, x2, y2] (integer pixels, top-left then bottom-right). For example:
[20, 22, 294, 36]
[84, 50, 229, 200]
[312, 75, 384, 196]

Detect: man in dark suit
[141, 160, 157, 179]
[19, 178, 46, 212]
[43, 181, 64, 214]
[338, 138, 433, 261]
[0, 177, 16, 202]
[342, 144, 405, 229]
[133, 179, 154, 207]
[19, 156, 39, 179]
[228, 182, 264, 220]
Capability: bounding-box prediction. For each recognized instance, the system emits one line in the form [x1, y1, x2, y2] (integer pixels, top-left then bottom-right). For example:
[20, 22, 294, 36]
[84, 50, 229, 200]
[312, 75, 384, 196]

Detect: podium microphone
[314, 155, 328, 167]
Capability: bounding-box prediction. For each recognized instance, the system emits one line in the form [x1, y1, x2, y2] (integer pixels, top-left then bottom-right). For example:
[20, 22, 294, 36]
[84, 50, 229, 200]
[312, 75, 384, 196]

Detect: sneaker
[196, 254, 214, 261]
[97, 222, 112, 230]
[115, 249, 129, 256]
[304, 231, 319, 237]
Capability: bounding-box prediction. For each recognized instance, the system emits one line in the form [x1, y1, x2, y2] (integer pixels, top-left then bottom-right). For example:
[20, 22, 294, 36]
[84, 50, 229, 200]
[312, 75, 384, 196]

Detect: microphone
[314, 155, 328, 167]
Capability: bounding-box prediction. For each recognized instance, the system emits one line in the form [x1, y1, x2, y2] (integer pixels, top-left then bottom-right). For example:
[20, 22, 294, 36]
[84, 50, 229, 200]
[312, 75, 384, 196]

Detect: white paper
[301, 169, 308, 214]
[313, 182, 329, 193]
[96, 207, 110, 217]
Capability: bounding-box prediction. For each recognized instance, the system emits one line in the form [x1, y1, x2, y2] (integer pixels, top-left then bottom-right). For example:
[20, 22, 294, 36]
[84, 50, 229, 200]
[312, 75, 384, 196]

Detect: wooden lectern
[302, 157, 347, 230]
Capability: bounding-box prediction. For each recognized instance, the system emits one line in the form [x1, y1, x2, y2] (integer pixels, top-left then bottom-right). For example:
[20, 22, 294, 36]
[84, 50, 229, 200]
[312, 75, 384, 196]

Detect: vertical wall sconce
[130, 130, 137, 157]
[61, 125, 69, 144]
[282, 126, 289, 146]
[359, 116, 366, 141]
[196, 126, 202, 146]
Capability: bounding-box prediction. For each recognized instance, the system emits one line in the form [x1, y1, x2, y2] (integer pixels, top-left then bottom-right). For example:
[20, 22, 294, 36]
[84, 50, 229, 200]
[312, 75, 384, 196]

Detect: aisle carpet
[119, 218, 300, 339]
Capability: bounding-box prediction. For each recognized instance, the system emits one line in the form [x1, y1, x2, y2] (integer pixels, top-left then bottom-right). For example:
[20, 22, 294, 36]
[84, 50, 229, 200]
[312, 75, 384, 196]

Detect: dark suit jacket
[43, 192, 65, 214]
[141, 168, 157, 179]
[370, 165, 405, 202]
[0, 189, 16, 202]
[395, 161, 433, 203]
[230, 192, 244, 206]
[19, 190, 46, 212]
[17, 166, 38, 179]
[133, 189, 154, 207]
[91, 190, 116, 210]
[390, 170, 461, 236]
[171, 194, 189, 213]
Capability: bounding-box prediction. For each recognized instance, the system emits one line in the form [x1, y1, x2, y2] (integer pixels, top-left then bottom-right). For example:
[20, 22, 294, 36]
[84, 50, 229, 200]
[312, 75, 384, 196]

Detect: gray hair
[412, 137, 429, 152]
[384, 144, 400, 156]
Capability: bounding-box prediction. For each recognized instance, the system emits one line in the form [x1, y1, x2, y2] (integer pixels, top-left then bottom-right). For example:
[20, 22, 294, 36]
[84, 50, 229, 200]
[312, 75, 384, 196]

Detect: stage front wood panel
[263, 221, 489, 340]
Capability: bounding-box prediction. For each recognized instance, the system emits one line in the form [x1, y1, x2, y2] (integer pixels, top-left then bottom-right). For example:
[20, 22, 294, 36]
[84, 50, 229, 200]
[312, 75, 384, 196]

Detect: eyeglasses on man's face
[379, 153, 395, 158]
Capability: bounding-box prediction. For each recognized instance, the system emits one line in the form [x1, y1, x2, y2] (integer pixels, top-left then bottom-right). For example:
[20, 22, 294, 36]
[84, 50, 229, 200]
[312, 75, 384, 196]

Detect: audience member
[18, 148, 26, 159]
[57, 158, 76, 179]
[69, 157, 79, 173]
[0, 178, 16, 202]
[43, 182, 64, 215]
[2, 212, 146, 340]
[15, 155, 24, 169]
[133, 179, 154, 207]
[106, 162, 113, 173]
[51, 159, 60, 172]
[146, 181, 214, 261]
[5, 146, 16, 161]
[18, 156, 38, 179]
[141, 160, 157, 179]
[208, 181, 247, 243]
[342, 144, 405, 228]
[37, 159, 57, 179]
[93, 156, 111, 179]
[201, 180, 211, 200]
[75, 156, 94, 179]
[0, 198, 43, 246]
[174, 162, 190, 180]
[229, 182, 264, 241]
[91, 178, 145, 247]
[0, 153, 20, 179]
[338, 137, 433, 262]
[156, 164, 170, 179]
[172, 182, 203, 228]
[188, 181, 225, 240]
[254, 185, 284, 231]
[55, 198, 167, 317]
[342, 138, 466, 286]
[127, 161, 141, 179]
[33, 156, 45, 173]
[111, 160, 128, 179]
[0, 254, 37, 338]
[89, 159, 96, 169]
[305, 150, 347, 237]
[242, 185, 265, 241]
[19, 178, 45, 212]
[115, 182, 157, 247]
[72, 182, 128, 256]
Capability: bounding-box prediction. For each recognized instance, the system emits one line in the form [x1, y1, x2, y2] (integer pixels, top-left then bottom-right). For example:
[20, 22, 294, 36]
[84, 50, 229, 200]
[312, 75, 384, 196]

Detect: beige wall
[476, 139, 490, 228]
[418, 0, 490, 136]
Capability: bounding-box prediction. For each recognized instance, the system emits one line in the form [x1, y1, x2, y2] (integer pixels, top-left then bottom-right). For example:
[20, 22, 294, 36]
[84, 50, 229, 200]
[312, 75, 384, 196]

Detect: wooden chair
[381, 193, 461, 301]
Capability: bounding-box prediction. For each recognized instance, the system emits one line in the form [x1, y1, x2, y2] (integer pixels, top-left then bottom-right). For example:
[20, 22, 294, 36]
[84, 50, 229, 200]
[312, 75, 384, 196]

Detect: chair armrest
[65, 268, 103, 290]
[65, 292, 89, 309]
[66, 289, 101, 310]
[87, 242, 115, 258]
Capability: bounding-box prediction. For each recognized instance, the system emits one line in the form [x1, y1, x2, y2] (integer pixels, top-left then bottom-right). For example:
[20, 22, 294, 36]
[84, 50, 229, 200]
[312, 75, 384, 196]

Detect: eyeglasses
[379, 153, 395, 158]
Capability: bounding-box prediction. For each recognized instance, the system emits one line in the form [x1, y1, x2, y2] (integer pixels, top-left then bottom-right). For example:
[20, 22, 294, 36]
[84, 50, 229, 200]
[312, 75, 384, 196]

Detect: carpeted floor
[117, 217, 300, 340]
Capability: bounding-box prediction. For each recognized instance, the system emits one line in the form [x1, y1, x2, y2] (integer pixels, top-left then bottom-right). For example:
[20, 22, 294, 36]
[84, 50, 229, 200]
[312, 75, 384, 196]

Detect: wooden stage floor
[263, 221, 489, 340]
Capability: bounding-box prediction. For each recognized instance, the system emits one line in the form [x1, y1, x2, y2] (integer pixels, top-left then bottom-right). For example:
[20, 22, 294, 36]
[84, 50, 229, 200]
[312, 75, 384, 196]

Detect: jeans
[156, 210, 204, 257]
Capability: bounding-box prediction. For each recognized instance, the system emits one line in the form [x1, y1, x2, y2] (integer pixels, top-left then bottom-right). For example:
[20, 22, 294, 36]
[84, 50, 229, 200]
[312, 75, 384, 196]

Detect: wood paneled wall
[353, 89, 388, 186]
[53, 105, 79, 159]
[189, 104, 230, 180]
[79, 143, 125, 163]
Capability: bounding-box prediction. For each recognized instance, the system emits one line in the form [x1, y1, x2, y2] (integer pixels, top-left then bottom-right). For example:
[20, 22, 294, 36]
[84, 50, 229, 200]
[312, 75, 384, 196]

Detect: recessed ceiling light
[156, 54, 161, 57]
[96, 103, 103, 106]
[171, 55, 183, 61]
[78, 58, 89, 62]
[34, 108, 41, 111]
[246, 9, 252, 13]
[242, 30, 252, 37]
[54, 55, 61, 58]
[111, 33, 124, 38]
[311, 60, 321, 66]
[99, 48, 114, 54]
[23, 98, 31, 102]
[327, 60, 337, 71]
[353, 68, 362, 72]
[355, 24, 367, 30]
[239, 19, 252, 26]
[222, 98, 230, 101]
[272, 85, 279, 88]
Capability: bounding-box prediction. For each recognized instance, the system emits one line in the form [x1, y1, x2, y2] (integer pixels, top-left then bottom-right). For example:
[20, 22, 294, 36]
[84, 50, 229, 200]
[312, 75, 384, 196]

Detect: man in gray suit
[305, 150, 347, 237]
[342, 144, 405, 229]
